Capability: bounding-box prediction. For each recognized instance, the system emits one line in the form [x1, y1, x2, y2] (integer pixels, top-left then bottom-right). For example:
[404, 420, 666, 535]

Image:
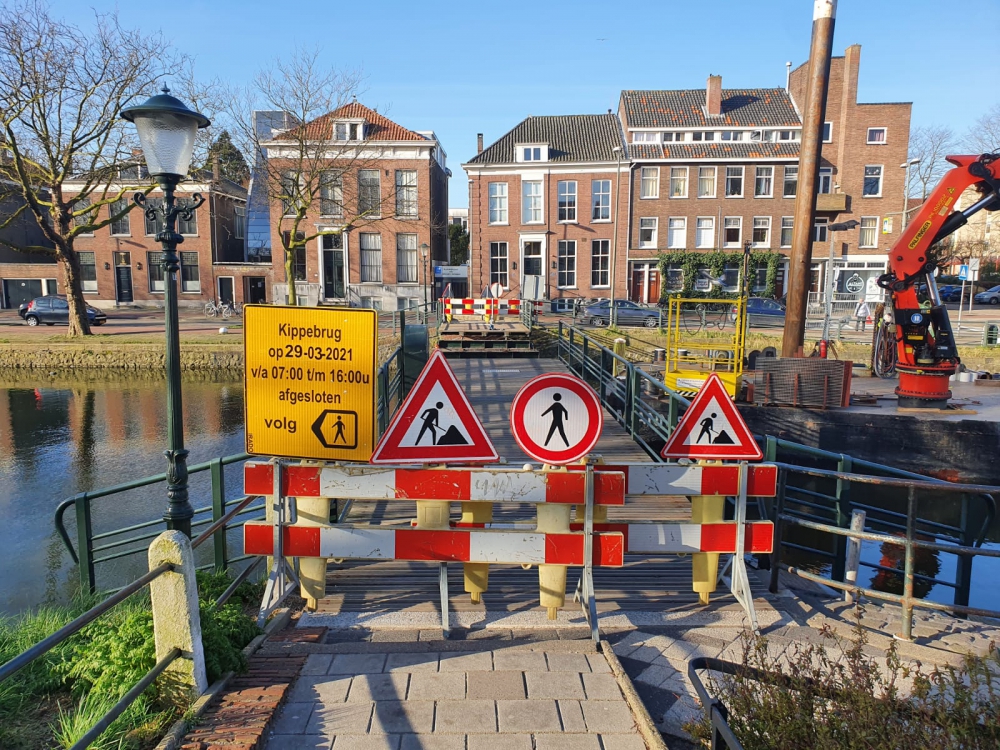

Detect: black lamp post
[122, 86, 210, 537]
[420, 242, 430, 308]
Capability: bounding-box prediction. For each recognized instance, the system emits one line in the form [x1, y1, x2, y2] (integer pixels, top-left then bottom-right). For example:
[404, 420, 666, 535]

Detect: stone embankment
[0, 343, 244, 371]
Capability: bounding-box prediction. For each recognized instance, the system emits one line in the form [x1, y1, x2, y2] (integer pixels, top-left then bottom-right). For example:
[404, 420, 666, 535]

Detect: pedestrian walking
[854, 299, 871, 332]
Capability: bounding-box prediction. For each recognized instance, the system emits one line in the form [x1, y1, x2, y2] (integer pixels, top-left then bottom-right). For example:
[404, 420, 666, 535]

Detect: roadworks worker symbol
[402, 382, 473, 448]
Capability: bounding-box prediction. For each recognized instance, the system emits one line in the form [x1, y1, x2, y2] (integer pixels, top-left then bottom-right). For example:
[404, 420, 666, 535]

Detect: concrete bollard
[844, 510, 866, 604]
[461, 502, 491, 603]
[148, 531, 208, 702]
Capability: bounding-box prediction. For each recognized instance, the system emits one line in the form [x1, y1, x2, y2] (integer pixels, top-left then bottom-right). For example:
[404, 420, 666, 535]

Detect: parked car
[731, 297, 786, 326]
[974, 285, 1000, 305]
[20, 295, 107, 326]
[940, 285, 971, 303]
[584, 299, 660, 327]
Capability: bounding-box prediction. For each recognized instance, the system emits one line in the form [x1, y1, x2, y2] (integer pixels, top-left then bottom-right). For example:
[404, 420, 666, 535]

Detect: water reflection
[0, 372, 246, 615]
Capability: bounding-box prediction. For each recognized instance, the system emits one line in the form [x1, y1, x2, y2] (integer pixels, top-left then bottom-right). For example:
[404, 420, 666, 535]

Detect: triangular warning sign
[370, 350, 498, 464]
[661, 373, 762, 461]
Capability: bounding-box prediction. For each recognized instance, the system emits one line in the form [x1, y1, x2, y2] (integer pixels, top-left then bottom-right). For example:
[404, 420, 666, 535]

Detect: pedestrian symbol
[311, 410, 359, 450]
[542, 393, 570, 447]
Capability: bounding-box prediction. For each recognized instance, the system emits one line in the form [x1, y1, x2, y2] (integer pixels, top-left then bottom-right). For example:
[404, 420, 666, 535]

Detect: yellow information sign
[243, 305, 377, 461]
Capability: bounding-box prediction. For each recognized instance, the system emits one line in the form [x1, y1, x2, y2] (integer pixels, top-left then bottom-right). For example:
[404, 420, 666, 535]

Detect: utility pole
[609, 146, 623, 327]
[782, 0, 837, 357]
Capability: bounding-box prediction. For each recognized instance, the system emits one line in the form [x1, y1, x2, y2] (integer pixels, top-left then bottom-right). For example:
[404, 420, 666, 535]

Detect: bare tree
[907, 125, 957, 201]
[226, 51, 420, 305]
[965, 102, 1000, 155]
[0, 0, 185, 336]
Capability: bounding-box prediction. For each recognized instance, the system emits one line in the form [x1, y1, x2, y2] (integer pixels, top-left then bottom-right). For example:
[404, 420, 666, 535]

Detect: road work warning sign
[243, 305, 377, 461]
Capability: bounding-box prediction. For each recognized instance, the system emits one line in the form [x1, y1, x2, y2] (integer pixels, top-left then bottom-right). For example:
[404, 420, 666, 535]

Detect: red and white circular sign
[510, 373, 603, 465]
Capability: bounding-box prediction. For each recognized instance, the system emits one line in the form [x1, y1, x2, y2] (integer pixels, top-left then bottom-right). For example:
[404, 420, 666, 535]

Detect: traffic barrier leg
[461, 502, 491, 603]
[691, 466, 725, 605]
[295, 494, 332, 611]
[537, 503, 571, 619]
[416, 500, 451, 530]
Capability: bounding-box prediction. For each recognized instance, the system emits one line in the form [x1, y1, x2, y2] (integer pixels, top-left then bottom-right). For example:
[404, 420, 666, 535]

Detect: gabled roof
[272, 101, 426, 143]
[466, 114, 625, 166]
[631, 142, 801, 160]
[622, 89, 800, 129]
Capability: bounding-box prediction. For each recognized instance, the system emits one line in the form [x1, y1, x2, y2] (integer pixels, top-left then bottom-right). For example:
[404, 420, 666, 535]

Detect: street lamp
[820, 219, 860, 346]
[420, 242, 430, 309]
[901, 158, 920, 229]
[609, 146, 623, 327]
[122, 85, 210, 537]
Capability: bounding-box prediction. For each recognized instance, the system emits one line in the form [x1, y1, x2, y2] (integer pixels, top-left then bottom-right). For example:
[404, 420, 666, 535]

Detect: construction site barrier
[441, 298, 544, 318]
[243, 459, 775, 640]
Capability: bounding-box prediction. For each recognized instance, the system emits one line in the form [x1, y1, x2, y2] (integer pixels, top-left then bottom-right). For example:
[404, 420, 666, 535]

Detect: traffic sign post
[510, 373, 603, 465]
[244, 305, 377, 462]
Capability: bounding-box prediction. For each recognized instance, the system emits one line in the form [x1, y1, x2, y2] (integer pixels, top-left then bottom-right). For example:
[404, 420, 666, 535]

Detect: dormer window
[632, 132, 659, 143]
[118, 164, 149, 180]
[515, 143, 548, 163]
[334, 120, 365, 141]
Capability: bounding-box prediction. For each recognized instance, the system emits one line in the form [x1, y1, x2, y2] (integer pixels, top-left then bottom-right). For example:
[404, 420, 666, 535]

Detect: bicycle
[205, 300, 239, 319]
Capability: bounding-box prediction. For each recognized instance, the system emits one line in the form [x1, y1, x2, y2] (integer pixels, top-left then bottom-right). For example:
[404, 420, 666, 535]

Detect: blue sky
[50, 0, 1000, 207]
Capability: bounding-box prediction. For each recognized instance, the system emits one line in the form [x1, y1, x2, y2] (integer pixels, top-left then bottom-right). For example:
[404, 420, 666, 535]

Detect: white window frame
[813, 217, 829, 243]
[180, 251, 200, 293]
[147, 250, 165, 292]
[667, 217, 686, 249]
[723, 217, 742, 248]
[557, 180, 577, 222]
[638, 217, 658, 249]
[78, 251, 98, 292]
[863, 165, 884, 197]
[822, 122, 833, 143]
[697, 166, 716, 198]
[591, 239, 610, 288]
[396, 233, 418, 284]
[490, 241, 509, 289]
[557, 240, 576, 288]
[754, 166, 773, 198]
[780, 217, 793, 248]
[669, 167, 688, 199]
[818, 167, 833, 194]
[359, 232, 383, 283]
[663, 132, 685, 142]
[695, 217, 714, 249]
[866, 127, 887, 145]
[640, 167, 659, 199]
[395, 170, 418, 218]
[632, 132, 659, 143]
[783, 166, 798, 198]
[725, 166, 744, 198]
[110, 198, 130, 236]
[522, 180, 543, 224]
[859, 216, 879, 248]
[592, 180, 612, 222]
[515, 144, 548, 163]
[488, 182, 508, 224]
[752, 216, 771, 248]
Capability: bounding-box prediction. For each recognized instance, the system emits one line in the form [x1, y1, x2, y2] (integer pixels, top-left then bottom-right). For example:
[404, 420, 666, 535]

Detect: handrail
[191, 495, 256, 550]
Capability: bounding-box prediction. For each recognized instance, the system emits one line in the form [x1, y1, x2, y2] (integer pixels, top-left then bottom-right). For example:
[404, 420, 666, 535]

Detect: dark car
[584, 299, 660, 328]
[731, 297, 786, 326]
[940, 285, 971, 303]
[21, 295, 107, 326]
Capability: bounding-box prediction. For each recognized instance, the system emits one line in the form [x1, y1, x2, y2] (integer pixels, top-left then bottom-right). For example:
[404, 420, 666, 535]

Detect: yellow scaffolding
[663, 296, 747, 398]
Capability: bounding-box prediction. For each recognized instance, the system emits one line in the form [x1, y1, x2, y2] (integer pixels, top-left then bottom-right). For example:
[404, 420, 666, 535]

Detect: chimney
[212, 154, 220, 183]
[706, 75, 722, 117]
[477, 133, 484, 154]
[131, 147, 143, 158]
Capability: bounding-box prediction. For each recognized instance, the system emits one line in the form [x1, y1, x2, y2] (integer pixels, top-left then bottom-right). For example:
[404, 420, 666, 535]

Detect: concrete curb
[601, 639, 669, 750]
[153, 608, 292, 750]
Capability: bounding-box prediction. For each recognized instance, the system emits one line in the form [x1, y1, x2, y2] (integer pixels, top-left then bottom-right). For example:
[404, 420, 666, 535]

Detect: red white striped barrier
[243, 523, 625, 566]
[243, 462, 778, 501]
[441, 298, 544, 317]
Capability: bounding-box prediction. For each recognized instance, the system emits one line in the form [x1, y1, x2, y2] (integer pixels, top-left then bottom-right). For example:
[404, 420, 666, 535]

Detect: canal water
[2, 373, 999, 616]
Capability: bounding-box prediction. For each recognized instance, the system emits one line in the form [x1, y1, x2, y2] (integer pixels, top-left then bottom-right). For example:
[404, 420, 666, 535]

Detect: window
[859, 216, 878, 248]
[667, 218, 686, 249]
[359, 233, 382, 282]
[632, 132, 658, 143]
[143, 197, 165, 236]
[813, 217, 828, 243]
[558, 181, 577, 221]
[320, 172, 343, 217]
[396, 233, 418, 283]
[360, 296, 382, 310]
[818, 167, 833, 194]
[639, 217, 658, 248]
[350, 123, 360, 140]
[783, 166, 798, 198]
[780, 217, 794, 247]
[234, 206, 245, 240]
[490, 242, 508, 288]
[723, 217, 742, 247]
[778, 130, 799, 141]
[180, 252, 200, 292]
[283, 231, 306, 280]
[523, 147, 542, 161]
[358, 170, 381, 214]
[725, 167, 744, 197]
[822, 122, 833, 142]
[522, 181, 543, 223]
[488, 182, 507, 223]
[698, 167, 716, 198]
[669, 167, 687, 198]
[557, 241, 576, 287]
[78, 252, 97, 292]
[147, 251, 165, 292]
[867, 127, 887, 144]
[592, 180, 611, 221]
[72, 198, 93, 235]
[753, 264, 769, 292]
[754, 166, 773, 197]
[395, 170, 417, 217]
[695, 217, 714, 248]
[178, 201, 197, 236]
[752, 217, 771, 247]
[280, 171, 299, 216]
[664, 263, 683, 291]
[863, 165, 883, 197]
[591, 240, 610, 287]
[640, 168, 659, 198]
[692, 131, 715, 141]
[335, 122, 348, 140]
[721, 131, 742, 141]
[110, 198, 130, 236]
[118, 164, 148, 181]
[663, 132, 684, 142]
[522, 241, 542, 276]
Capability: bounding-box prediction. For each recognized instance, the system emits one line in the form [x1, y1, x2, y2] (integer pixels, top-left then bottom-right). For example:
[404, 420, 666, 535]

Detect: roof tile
[623, 88, 800, 129]
[466, 114, 625, 165]
[272, 102, 425, 142]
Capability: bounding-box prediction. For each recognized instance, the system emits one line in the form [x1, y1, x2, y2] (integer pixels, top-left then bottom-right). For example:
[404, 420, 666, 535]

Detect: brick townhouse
[262, 102, 449, 310]
[622, 44, 911, 303]
[463, 114, 629, 308]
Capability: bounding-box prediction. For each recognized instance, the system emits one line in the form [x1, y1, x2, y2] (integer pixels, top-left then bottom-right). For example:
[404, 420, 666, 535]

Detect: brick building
[262, 102, 449, 310]
[0, 191, 57, 309]
[463, 114, 629, 307]
[621, 44, 911, 303]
